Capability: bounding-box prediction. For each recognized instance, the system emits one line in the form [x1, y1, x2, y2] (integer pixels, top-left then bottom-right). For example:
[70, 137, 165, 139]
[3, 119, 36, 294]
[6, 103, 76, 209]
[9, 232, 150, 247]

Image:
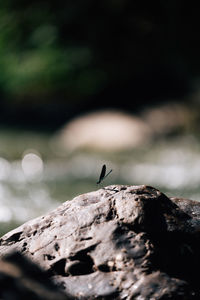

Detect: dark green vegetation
[0, 1, 199, 128]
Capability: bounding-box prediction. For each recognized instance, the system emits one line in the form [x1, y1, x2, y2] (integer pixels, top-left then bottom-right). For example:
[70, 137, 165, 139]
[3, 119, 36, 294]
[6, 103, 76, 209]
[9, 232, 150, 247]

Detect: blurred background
[1, 0, 200, 235]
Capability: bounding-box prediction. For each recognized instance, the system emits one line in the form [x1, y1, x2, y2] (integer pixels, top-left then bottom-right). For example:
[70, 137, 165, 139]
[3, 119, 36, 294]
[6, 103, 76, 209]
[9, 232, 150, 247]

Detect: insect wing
[104, 169, 112, 179]
[99, 164, 106, 182]
[97, 164, 106, 184]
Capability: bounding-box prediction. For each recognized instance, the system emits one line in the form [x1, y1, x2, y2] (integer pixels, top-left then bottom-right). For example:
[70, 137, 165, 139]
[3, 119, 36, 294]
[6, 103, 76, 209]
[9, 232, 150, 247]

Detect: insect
[97, 164, 112, 184]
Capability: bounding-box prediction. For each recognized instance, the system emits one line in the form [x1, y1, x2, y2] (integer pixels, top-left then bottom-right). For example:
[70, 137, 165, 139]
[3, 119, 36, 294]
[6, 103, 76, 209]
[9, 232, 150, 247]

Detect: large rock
[1, 185, 200, 299]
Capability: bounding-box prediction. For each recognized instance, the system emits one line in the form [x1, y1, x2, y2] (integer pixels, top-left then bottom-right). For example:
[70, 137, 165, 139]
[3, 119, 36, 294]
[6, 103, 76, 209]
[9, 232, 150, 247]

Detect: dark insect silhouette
[97, 164, 112, 184]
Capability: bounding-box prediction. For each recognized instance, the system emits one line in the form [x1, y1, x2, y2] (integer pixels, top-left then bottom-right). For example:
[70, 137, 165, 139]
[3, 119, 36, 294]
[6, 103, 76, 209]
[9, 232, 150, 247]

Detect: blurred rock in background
[55, 103, 196, 153]
[56, 110, 152, 152]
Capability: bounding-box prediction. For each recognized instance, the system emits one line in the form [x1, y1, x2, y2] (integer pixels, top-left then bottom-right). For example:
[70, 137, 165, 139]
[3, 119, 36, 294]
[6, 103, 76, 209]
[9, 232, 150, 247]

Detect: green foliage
[0, 1, 108, 102]
[0, 0, 199, 111]
[1, 48, 93, 96]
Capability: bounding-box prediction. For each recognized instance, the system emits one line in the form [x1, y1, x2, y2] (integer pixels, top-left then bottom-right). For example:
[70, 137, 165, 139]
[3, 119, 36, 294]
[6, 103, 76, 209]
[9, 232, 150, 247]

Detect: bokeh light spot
[21, 151, 44, 180]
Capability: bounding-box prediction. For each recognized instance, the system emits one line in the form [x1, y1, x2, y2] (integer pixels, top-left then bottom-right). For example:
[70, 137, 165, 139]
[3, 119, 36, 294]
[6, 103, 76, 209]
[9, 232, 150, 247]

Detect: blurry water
[1, 128, 200, 235]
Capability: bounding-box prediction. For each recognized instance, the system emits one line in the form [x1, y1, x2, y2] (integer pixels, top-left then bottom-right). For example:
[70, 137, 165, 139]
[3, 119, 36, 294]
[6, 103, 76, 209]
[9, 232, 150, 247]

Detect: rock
[53, 105, 195, 154]
[54, 110, 152, 152]
[1, 185, 200, 299]
[142, 103, 195, 137]
[0, 252, 69, 299]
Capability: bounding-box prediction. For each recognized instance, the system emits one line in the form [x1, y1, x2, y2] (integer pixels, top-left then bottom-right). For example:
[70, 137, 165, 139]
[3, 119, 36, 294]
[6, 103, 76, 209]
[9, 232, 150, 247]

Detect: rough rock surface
[1, 185, 200, 299]
[0, 252, 68, 299]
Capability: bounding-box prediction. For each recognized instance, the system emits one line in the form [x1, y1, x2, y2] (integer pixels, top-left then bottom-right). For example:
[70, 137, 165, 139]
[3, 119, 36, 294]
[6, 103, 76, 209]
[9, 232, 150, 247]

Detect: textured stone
[0, 252, 68, 299]
[1, 185, 200, 299]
